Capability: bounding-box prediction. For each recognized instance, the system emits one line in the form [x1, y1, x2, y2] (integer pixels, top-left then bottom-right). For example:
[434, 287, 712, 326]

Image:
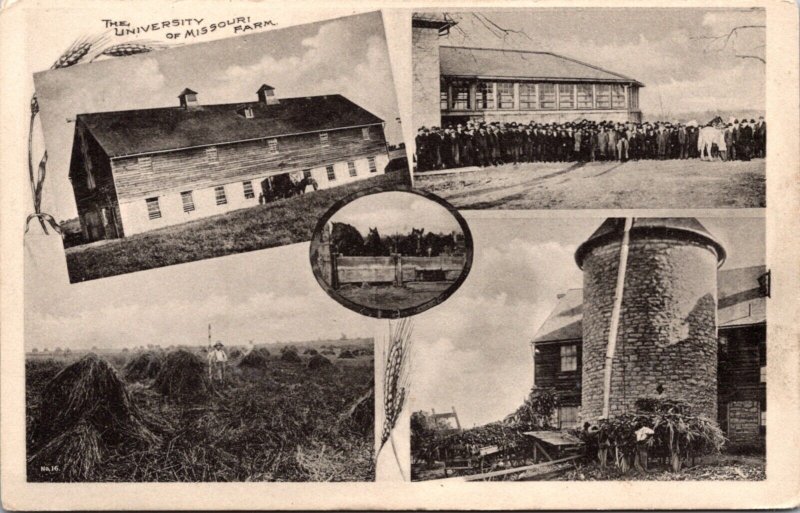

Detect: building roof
[531, 288, 583, 343]
[440, 46, 645, 86]
[574, 218, 726, 269]
[75, 94, 383, 159]
[532, 265, 767, 344]
[412, 12, 458, 31]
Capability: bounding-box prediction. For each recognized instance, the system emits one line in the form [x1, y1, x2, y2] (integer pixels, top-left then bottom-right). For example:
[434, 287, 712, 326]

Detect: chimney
[257, 84, 279, 105]
[178, 88, 199, 109]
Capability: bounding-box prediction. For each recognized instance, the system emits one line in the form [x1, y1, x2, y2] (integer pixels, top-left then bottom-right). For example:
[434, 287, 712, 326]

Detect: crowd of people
[415, 117, 766, 171]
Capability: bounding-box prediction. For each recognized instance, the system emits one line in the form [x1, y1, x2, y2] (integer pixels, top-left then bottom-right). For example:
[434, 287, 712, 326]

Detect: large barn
[531, 218, 767, 449]
[68, 85, 390, 242]
[413, 14, 644, 128]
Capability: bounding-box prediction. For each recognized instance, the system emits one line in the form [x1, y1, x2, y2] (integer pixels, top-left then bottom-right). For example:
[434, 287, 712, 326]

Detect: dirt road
[414, 159, 765, 209]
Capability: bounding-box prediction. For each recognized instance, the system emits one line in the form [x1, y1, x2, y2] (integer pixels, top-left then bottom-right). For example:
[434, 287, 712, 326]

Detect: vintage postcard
[310, 189, 472, 319]
[32, 11, 409, 283]
[412, 8, 767, 210]
[1, 1, 799, 511]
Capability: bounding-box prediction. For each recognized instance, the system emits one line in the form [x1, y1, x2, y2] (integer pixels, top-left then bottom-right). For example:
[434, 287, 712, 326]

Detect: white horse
[698, 126, 726, 161]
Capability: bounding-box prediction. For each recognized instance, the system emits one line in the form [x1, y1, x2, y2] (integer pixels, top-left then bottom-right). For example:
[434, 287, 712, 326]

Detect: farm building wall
[412, 23, 445, 130]
[580, 234, 720, 422]
[110, 125, 388, 202]
[533, 340, 582, 407]
[718, 324, 766, 446]
[118, 153, 388, 236]
[452, 108, 639, 125]
[70, 122, 125, 242]
[533, 323, 766, 445]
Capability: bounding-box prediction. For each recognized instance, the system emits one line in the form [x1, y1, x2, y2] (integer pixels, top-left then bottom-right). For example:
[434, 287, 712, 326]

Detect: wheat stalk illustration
[379, 318, 413, 480]
[27, 34, 170, 234]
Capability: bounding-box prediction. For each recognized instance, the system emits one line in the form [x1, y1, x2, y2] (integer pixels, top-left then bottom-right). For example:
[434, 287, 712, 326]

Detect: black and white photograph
[412, 9, 766, 209]
[310, 190, 472, 318]
[410, 216, 766, 482]
[25, 242, 385, 482]
[32, 11, 409, 283]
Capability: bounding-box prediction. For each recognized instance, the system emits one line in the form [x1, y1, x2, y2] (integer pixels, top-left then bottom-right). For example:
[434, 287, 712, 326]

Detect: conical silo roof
[575, 218, 726, 269]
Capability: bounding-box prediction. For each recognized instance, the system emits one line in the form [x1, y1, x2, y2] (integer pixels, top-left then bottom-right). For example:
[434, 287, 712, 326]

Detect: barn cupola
[257, 84, 279, 106]
[178, 88, 199, 109]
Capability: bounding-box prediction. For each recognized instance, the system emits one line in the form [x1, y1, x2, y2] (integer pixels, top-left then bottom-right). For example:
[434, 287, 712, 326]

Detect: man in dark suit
[755, 116, 767, 158]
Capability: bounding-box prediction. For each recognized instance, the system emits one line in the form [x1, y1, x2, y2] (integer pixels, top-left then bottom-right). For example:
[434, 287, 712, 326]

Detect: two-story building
[69, 85, 389, 242]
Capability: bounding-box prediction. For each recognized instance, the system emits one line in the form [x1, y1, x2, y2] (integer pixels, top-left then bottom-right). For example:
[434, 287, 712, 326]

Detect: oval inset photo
[310, 190, 473, 318]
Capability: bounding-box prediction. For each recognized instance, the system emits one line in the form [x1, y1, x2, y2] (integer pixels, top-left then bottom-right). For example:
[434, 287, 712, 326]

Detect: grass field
[336, 282, 453, 312]
[414, 159, 765, 209]
[66, 173, 409, 282]
[26, 344, 374, 482]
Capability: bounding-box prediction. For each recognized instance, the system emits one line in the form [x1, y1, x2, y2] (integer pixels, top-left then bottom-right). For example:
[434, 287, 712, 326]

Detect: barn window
[538, 83, 556, 109]
[362, 127, 371, 141]
[326, 165, 336, 181]
[760, 365, 766, 383]
[452, 81, 470, 110]
[320, 132, 330, 147]
[595, 84, 611, 109]
[576, 84, 594, 109]
[139, 156, 153, 169]
[476, 81, 494, 110]
[347, 161, 357, 177]
[611, 85, 626, 109]
[146, 197, 161, 220]
[560, 344, 578, 372]
[243, 181, 255, 199]
[206, 146, 218, 163]
[558, 406, 579, 429]
[303, 169, 312, 179]
[267, 139, 278, 153]
[214, 185, 227, 205]
[440, 86, 449, 110]
[497, 82, 514, 109]
[368, 157, 377, 173]
[558, 84, 575, 110]
[181, 191, 195, 213]
[519, 83, 537, 110]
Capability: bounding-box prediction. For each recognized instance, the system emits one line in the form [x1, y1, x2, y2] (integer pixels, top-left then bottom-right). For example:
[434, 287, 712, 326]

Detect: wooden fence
[331, 254, 466, 288]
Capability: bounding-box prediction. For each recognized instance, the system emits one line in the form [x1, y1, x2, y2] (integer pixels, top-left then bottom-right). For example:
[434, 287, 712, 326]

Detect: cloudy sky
[33, 11, 402, 220]
[330, 191, 463, 237]
[409, 215, 765, 428]
[27, 214, 764, 427]
[437, 8, 765, 119]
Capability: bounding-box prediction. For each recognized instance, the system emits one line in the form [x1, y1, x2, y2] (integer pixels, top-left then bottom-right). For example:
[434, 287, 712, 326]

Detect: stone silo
[576, 218, 726, 422]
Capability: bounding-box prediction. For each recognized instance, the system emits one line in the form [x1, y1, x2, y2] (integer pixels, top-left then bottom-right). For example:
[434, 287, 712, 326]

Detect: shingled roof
[440, 46, 644, 86]
[76, 94, 383, 158]
[532, 265, 767, 343]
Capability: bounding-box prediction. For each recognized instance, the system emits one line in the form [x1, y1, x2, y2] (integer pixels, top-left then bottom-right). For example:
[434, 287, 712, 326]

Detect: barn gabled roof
[74, 94, 383, 159]
[440, 46, 645, 87]
[532, 265, 767, 344]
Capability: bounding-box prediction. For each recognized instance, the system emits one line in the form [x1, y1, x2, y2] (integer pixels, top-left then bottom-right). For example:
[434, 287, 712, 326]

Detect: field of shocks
[414, 158, 765, 209]
[66, 172, 409, 282]
[26, 345, 374, 482]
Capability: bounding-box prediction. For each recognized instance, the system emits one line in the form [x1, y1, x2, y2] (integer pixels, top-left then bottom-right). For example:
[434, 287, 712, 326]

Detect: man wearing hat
[208, 341, 229, 381]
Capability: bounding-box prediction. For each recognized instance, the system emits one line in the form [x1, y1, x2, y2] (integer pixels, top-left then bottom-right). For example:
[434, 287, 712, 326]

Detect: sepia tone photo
[411, 216, 766, 482]
[412, 9, 766, 209]
[310, 190, 472, 318]
[25, 242, 380, 482]
[32, 11, 409, 283]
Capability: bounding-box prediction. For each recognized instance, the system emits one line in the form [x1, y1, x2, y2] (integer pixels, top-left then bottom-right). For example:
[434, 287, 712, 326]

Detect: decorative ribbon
[25, 213, 62, 235]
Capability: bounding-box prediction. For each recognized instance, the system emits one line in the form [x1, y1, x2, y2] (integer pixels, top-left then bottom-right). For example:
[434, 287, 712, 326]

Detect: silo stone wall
[581, 235, 719, 422]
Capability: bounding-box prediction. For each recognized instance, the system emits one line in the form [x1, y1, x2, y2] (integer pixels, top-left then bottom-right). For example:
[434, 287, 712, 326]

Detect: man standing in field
[208, 341, 228, 381]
